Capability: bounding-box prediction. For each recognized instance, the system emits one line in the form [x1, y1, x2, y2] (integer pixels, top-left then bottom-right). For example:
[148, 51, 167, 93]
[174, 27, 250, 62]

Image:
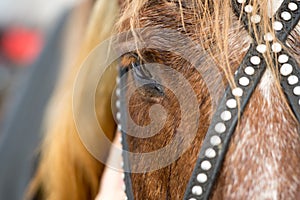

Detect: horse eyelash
[127, 55, 165, 97]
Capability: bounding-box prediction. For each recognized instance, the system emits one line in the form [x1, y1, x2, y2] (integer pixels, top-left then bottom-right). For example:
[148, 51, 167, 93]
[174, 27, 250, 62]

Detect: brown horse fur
[29, 0, 300, 199]
[118, 0, 300, 199]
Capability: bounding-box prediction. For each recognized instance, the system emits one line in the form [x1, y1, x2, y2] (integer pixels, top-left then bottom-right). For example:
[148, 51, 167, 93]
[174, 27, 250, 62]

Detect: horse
[28, 0, 300, 199]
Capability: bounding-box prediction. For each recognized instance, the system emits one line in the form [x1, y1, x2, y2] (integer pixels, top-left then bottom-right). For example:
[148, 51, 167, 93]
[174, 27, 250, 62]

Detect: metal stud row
[188, 30, 266, 199]
[274, 1, 299, 41]
[116, 74, 128, 200]
[277, 1, 300, 106]
[277, 53, 300, 102]
[251, 0, 300, 107]
[266, 1, 300, 105]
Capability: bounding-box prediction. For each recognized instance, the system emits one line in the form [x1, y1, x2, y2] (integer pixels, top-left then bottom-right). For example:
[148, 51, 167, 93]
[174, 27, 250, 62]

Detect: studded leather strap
[183, 45, 267, 200]
[273, 1, 300, 121]
[118, 67, 135, 200]
[232, 0, 300, 121]
[184, 0, 300, 199]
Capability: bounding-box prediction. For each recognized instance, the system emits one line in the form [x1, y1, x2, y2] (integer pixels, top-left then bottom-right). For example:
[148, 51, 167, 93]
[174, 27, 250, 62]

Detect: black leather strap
[119, 67, 135, 200]
[231, 0, 261, 40]
[184, 0, 300, 199]
[274, 0, 300, 41]
[183, 45, 267, 200]
[273, 1, 300, 121]
[279, 50, 300, 122]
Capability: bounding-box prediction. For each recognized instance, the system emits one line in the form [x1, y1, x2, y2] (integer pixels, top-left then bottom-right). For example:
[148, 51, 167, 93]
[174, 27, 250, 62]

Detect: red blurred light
[1, 26, 44, 65]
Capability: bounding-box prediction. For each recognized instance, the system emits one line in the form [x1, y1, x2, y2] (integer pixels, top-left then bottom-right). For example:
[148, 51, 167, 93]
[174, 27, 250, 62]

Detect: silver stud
[116, 88, 121, 97]
[232, 87, 243, 97]
[273, 21, 283, 31]
[239, 77, 250, 86]
[189, 198, 197, 200]
[226, 98, 237, 108]
[205, 148, 216, 158]
[116, 77, 120, 84]
[288, 75, 299, 85]
[197, 173, 208, 183]
[116, 100, 121, 108]
[210, 135, 222, 146]
[264, 32, 273, 41]
[281, 11, 292, 21]
[251, 15, 261, 23]
[192, 186, 203, 195]
[237, 0, 246, 3]
[299, 99, 300, 105]
[245, 5, 253, 13]
[271, 42, 282, 53]
[118, 124, 122, 131]
[280, 63, 293, 76]
[116, 112, 121, 121]
[256, 44, 267, 53]
[201, 160, 212, 171]
[250, 56, 261, 65]
[245, 66, 255, 75]
[121, 161, 124, 167]
[278, 54, 289, 63]
[293, 86, 300, 96]
[288, 2, 298, 11]
[221, 110, 232, 121]
[215, 122, 226, 133]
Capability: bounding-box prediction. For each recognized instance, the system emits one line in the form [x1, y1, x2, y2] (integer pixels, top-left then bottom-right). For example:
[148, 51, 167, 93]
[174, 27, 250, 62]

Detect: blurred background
[0, 0, 93, 199]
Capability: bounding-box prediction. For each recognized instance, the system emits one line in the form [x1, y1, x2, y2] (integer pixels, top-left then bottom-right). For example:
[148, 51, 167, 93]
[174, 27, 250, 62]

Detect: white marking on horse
[220, 67, 300, 199]
[268, 0, 284, 17]
[259, 68, 274, 105]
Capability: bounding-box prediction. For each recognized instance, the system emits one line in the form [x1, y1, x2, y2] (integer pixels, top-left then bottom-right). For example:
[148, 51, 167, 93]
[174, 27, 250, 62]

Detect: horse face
[118, 0, 300, 199]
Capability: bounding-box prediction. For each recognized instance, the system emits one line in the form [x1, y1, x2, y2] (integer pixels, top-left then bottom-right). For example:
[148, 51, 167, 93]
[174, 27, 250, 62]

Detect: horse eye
[130, 58, 165, 98]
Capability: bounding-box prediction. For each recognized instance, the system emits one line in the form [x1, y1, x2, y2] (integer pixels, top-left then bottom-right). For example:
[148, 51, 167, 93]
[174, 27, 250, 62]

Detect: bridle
[117, 0, 300, 199]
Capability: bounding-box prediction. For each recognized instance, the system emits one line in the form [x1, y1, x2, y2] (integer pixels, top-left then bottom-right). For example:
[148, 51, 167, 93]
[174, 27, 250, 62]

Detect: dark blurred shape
[0, 66, 11, 92]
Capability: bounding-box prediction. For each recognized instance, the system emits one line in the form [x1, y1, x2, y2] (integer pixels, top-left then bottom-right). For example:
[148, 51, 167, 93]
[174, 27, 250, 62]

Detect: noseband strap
[119, 0, 300, 199]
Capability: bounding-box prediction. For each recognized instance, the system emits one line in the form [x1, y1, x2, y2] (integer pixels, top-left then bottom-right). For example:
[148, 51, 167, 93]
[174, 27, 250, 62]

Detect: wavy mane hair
[28, 0, 300, 199]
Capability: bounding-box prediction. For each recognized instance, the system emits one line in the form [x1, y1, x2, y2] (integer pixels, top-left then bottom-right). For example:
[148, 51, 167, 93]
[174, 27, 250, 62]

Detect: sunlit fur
[28, 0, 300, 199]
[27, 0, 118, 199]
